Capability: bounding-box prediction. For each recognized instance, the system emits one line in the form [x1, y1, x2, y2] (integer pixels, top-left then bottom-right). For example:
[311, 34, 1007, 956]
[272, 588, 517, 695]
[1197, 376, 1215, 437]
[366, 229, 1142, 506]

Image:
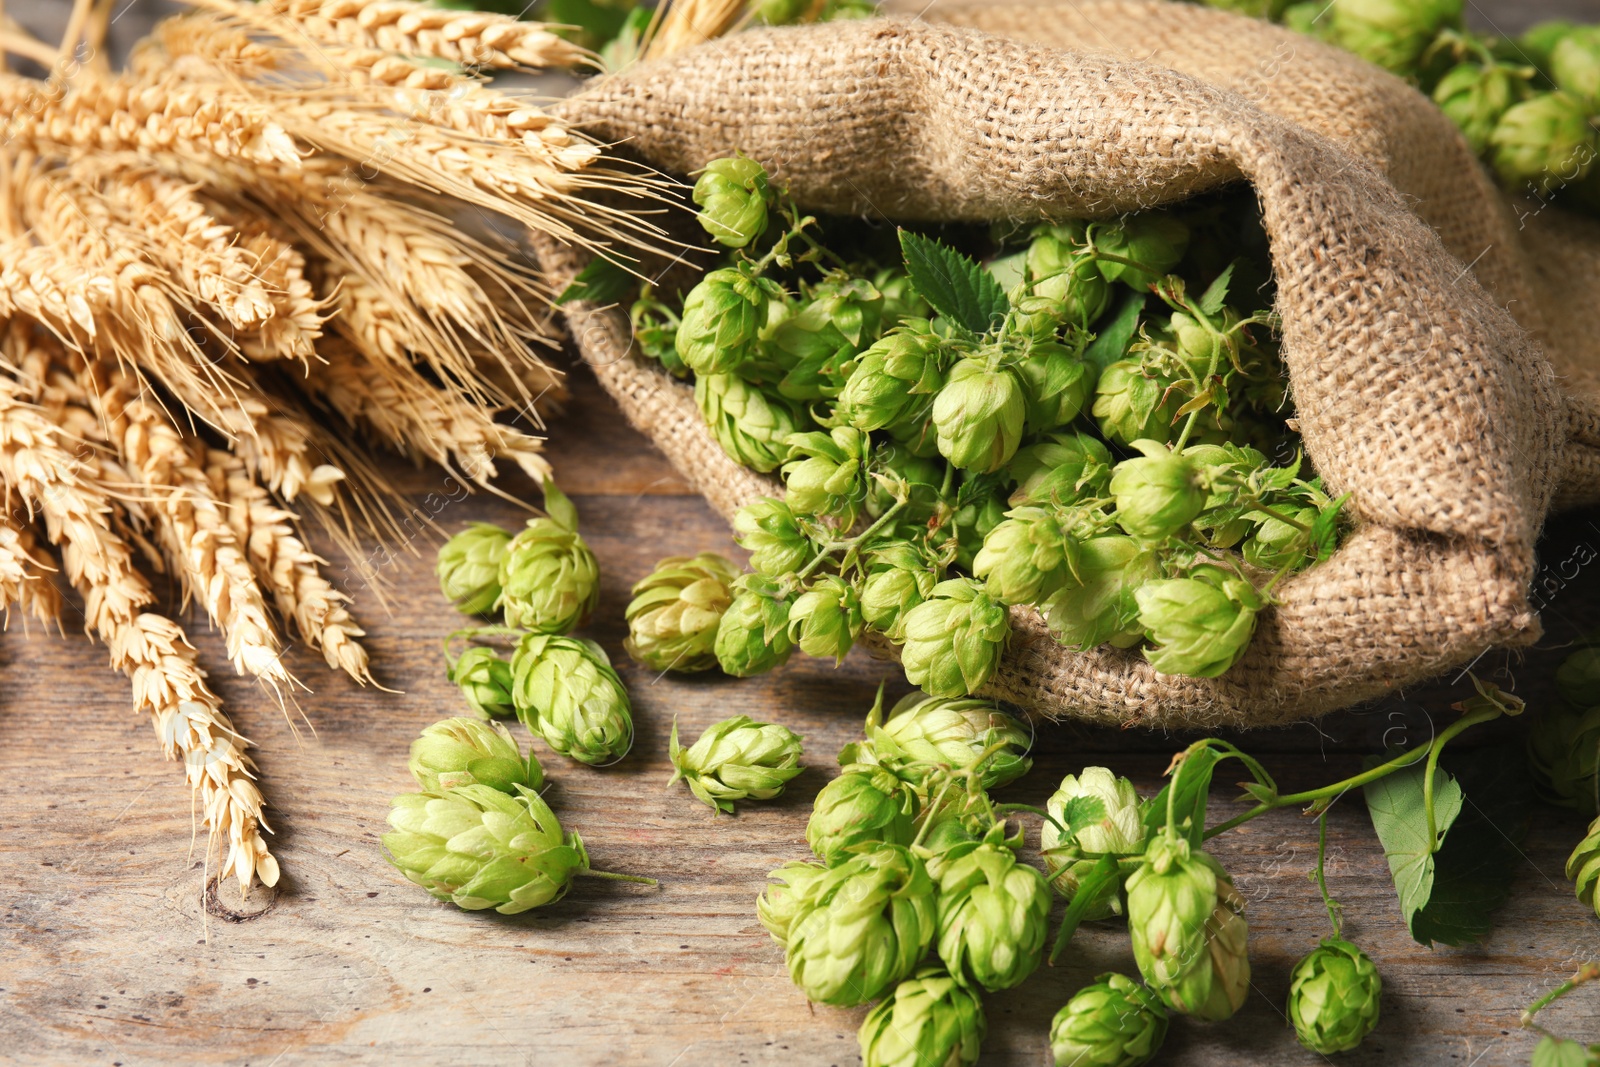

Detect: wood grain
[4, 362, 1600, 1067]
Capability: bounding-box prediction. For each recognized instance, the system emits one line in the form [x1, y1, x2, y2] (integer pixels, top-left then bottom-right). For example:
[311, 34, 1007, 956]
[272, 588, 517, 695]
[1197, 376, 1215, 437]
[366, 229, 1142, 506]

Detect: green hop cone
[1026, 222, 1112, 326]
[785, 843, 938, 1005]
[1241, 505, 1319, 571]
[1126, 836, 1251, 1021]
[868, 691, 1033, 791]
[448, 645, 516, 720]
[1490, 92, 1598, 194]
[1109, 440, 1205, 541]
[782, 426, 869, 524]
[1016, 340, 1092, 434]
[674, 268, 779, 374]
[697, 372, 805, 474]
[1331, 0, 1461, 76]
[1558, 646, 1600, 707]
[409, 716, 542, 795]
[859, 542, 939, 642]
[733, 497, 814, 577]
[1007, 431, 1112, 507]
[932, 357, 1026, 473]
[1528, 701, 1600, 815]
[1566, 814, 1600, 919]
[1092, 360, 1181, 447]
[952, 485, 1009, 572]
[1523, 20, 1579, 68]
[900, 577, 1011, 699]
[623, 552, 739, 673]
[692, 156, 771, 249]
[1040, 767, 1147, 919]
[1551, 27, 1600, 111]
[751, 0, 812, 23]
[498, 497, 599, 634]
[936, 838, 1052, 990]
[1135, 571, 1262, 678]
[837, 323, 945, 434]
[788, 574, 864, 663]
[859, 965, 986, 1067]
[383, 784, 587, 913]
[437, 523, 512, 615]
[1433, 62, 1531, 155]
[757, 860, 829, 945]
[668, 714, 804, 813]
[1286, 939, 1383, 1054]
[714, 573, 796, 677]
[1007, 292, 1071, 344]
[1049, 972, 1169, 1067]
[807, 763, 920, 865]
[511, 633, 634, 766]
[1043, 535, 1154, 650]
[973, 505, 1082, 605]
[771, 275, 884, 401]
[1091, 215, 1189, 291]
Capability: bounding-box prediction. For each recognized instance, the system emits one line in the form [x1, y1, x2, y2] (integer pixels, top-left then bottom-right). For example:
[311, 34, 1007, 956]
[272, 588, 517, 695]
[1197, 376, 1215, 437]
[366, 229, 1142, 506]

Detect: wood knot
[204, 875, 277, 923]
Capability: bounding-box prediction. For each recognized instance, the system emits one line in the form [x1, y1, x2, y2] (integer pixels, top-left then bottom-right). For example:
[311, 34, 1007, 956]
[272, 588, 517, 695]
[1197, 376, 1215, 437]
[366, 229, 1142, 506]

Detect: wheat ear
[0, 505, 64, 629]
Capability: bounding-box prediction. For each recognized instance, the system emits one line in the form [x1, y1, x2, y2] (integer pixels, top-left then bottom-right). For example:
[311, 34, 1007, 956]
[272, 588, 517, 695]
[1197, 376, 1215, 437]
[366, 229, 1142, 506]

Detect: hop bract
[498, 507, 599, 635]
[1135, 572, 1261, 678]
[409, 716, 542, 795]
[757, 860, 828, 946]
[714, 573, 796, 677]
[901, 577, 1012, 698]
[1109, 441, 1204, 541]
[788, 574, 864, 663]
[1332, 0, 1461, 75]
[383, 784, 588, 914]
[624, 552, 740, 673]
[785, 843, 938, 1005]
[448, 645, 516, 720]
[1565, 814, 1600, 920]
[436, 523, 512, 616]
[936, 838, 1052, 990]
[866, 691, 1033, 791]
[1286, 939, 1382, 1054]
[1126, 836, 1250, 1021]
[1041, 767, 1147, 919]
[932, 357, 1025, 473]
[696, 372, 803, 473]
[512, 633, 634, 765]
[692, 156, 771, 249]
[807, 763, 919, 865]
[669, 714, 804, 814]
[1049, 971, 1169, 1067]
[858, 965, 986, 1067]
[674, 267, 777, 374]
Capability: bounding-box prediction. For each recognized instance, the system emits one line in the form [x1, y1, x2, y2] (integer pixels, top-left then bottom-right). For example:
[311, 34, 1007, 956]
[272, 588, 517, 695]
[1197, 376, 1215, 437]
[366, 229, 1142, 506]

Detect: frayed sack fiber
[542, 0, 1600, 729]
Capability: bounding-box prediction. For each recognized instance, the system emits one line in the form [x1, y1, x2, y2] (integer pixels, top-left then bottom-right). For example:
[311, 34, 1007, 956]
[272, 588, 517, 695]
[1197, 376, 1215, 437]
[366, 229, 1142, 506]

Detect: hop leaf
[899, 229, 1009, 335]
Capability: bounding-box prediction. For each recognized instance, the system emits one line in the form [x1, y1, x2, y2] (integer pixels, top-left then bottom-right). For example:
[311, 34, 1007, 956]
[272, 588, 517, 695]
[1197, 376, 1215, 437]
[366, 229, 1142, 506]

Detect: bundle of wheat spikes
[0, 0, 705, 894]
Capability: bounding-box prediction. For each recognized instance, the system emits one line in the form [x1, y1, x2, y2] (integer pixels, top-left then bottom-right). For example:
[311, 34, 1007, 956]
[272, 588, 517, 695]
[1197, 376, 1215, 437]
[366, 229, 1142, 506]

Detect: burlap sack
[539, 0, 1600, 729]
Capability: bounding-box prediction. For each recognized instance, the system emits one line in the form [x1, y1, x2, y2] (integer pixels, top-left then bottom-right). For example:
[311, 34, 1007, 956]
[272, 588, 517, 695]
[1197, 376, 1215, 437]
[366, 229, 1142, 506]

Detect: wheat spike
[0, 373, 275, 892]
[0, 506, 64, 629]
[312, 339, 550, 488]
[196, 0, 591, 70]
[204, 446, 373, 684]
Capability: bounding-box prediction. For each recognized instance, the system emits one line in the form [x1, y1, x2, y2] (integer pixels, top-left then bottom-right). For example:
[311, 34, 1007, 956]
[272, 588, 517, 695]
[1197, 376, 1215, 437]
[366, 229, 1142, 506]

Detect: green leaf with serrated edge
[1407, 749, 1531, 947]
[1256, 463, 1301, 494]
[1143, 745, 1221, 847]
[557, 254, 635, 306]
[1310, 493, 1350, 564]
[1060, 795, 1108, 837]
[899, 230, 1009, 335]
[1084, 291, 1145, 374]
[1049, 855, 1120, 963]
[1197, 262, 1236, 317]
[1363, 755, 1462, 938]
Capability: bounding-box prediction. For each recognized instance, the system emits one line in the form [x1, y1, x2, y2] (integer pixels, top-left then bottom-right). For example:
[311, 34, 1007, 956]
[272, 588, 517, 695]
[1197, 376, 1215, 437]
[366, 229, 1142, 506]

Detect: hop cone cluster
[383, 784, 589, 914]
[669, 715, 804, 813]
[858, 966, 986, 1067]
[1126, 836, 1250, 1021]
[1286, 939, 1383, 1054]
[1049, 972, 1169, 1067]
[624, 553, 739, 673]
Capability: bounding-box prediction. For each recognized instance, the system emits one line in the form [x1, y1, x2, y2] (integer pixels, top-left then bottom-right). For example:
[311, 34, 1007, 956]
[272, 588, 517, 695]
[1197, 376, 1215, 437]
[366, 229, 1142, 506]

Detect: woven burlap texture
[546, 2, 1583, 729]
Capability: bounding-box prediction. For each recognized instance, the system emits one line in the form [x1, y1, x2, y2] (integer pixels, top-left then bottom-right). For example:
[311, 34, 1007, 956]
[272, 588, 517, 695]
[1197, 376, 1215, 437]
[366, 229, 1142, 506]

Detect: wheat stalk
[0, 373, 276, 892]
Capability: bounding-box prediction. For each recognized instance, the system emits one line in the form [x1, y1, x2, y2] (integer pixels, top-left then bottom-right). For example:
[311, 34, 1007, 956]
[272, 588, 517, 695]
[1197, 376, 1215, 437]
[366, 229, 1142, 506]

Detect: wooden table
[7, 1, 1600, 1064]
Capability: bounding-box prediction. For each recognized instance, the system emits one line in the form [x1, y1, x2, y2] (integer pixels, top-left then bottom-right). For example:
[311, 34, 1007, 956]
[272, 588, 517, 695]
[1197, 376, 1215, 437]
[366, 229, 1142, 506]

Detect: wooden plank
[4, 356, 1600, 1067]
